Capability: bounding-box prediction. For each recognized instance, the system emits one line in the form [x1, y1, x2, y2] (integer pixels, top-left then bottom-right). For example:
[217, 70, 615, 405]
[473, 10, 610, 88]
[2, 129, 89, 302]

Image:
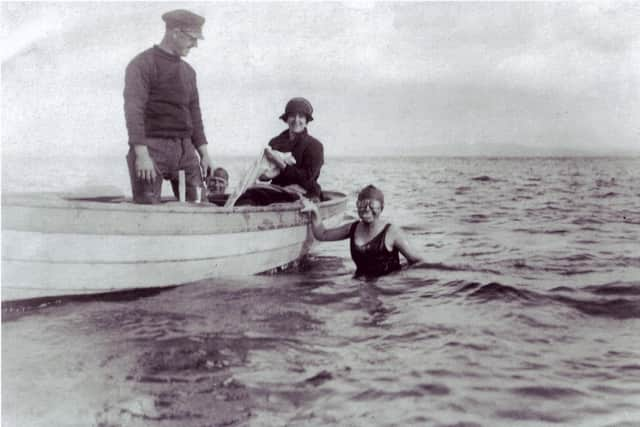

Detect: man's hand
[200, 156, 213, 179]
[133, 145, 156, 183]
[198, 145, 213, 178]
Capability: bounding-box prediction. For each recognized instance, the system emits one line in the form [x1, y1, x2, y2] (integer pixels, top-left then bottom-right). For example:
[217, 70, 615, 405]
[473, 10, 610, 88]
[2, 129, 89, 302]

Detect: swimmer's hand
[300, 198, 320, 220]
[300, 198, 315, 212]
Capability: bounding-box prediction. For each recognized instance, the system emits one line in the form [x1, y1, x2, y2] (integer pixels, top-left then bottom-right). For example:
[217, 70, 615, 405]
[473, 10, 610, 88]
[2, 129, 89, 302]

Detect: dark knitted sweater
[124, 46, 207, 147]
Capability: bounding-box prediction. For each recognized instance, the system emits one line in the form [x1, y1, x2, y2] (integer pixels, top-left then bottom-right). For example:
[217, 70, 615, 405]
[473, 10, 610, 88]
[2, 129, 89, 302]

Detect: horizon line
[3, 153, 640, 160]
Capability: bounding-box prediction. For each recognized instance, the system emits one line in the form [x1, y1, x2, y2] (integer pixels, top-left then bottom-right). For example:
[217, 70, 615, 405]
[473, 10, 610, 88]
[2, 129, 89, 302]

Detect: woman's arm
[263, 147, 288, 170]
[302, 199, 351, 241]
[277, 142, 323, 194]
[389, 225, 424, 264]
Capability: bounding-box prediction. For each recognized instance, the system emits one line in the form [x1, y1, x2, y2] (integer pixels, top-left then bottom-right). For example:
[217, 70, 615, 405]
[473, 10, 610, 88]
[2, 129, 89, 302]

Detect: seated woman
[303, 185, 424, 277]
[260, 97, 324, 201]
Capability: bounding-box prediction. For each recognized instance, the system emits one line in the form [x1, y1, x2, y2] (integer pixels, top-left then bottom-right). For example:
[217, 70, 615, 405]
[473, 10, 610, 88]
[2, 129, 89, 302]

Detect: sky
[2, 1, 639, 158]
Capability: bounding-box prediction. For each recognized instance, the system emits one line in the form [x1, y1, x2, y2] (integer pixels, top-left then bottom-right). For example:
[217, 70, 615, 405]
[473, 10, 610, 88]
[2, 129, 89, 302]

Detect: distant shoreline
[3, 153, 640, 161]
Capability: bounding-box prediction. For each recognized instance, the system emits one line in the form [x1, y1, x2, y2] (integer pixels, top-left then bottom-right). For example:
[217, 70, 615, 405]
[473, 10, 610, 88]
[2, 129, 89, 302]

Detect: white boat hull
[2, 191, 347, 301]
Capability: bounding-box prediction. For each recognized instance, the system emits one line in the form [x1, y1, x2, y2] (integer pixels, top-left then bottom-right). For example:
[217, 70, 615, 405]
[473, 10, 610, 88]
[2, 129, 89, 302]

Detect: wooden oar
[224, 151, 268, 208]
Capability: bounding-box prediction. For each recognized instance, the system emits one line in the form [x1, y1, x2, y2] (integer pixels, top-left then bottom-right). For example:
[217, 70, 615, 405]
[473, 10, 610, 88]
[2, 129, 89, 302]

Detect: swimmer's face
[356, 199, 382, 222]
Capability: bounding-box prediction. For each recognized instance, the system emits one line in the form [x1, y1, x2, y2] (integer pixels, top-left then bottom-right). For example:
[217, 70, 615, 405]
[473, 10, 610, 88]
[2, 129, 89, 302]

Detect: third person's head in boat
[207, 167, 229, 196]
[280, 97, 314, 139]
[356, 185, 385, 224]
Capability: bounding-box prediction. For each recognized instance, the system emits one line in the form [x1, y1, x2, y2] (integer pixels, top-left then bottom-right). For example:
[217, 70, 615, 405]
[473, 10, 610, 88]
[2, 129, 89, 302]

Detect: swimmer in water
[303, 184, 424, 277]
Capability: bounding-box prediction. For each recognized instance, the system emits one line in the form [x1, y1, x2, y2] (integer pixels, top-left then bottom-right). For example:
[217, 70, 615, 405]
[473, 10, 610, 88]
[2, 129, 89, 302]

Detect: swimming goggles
[356, 199, 382, 212]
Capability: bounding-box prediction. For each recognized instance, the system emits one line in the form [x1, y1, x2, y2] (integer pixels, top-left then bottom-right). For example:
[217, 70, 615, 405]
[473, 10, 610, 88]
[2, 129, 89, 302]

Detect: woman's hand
[264, 147, 287, 170]
[300, 198, 320, 221]
[282, 153, 297, 166]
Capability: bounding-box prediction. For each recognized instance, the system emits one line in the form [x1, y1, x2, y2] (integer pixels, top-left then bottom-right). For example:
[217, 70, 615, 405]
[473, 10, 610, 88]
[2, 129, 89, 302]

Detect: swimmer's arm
[390, 225, 424, 265]
[302, 199, 351, 241]
[312, 221, 352, 241]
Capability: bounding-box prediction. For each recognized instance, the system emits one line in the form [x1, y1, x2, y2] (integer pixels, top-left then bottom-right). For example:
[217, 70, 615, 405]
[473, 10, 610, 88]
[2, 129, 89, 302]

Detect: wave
[460, 249, 503, 257]
[548, 286, 575, 293]
[461, 214, 490, 223]
[465, 282, 537, 302]
[449, 280, 640, 319]
[352, 383, 451, 401]
[413, 262, 502, 275]
[590, 385, 640, 395]
[574, 239, 599, 244]
[512, 228, 570, 234]
[582, 281, 640, 296]
[495, 409, 572, 423]
[595, 178, 618, 187]
[259, 310, 324, 333]
[303, 370, 333, 386]
[445, 281, 539, 303]
[491, 254, 639, 277]
[572, 217, 605, 225]
[301, 290, 360, 306]
[401, 225, 427, 232]
[510, 385, 586, 399]
[558, 269, 598, 276]
[592, 191, 619, 198]
[557, 253, 596, 262]
[455, 186, 471, 194]
[1, 287, 175, 322]
[557, 296, 640, 319]
[471, 175, 501, 183]
[549, 282, 640, 319]
[444, 341, 491, 351]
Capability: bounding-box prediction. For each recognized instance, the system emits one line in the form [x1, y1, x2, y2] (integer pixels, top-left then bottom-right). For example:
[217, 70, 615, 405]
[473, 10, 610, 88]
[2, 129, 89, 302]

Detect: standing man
[124, 9, 213, 204]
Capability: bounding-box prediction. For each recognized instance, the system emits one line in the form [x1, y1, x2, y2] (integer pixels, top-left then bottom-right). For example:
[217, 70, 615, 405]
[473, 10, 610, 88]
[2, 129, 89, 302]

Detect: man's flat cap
[162, 9, 205, 40]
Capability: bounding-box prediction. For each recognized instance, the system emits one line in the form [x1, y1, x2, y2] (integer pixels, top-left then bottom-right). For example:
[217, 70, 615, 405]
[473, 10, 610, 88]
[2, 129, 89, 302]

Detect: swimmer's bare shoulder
[387, 224, 424, 265]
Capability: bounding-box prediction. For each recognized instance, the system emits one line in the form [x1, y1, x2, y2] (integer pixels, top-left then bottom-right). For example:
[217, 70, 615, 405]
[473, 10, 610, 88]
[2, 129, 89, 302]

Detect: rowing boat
[1, 188, 347, 301]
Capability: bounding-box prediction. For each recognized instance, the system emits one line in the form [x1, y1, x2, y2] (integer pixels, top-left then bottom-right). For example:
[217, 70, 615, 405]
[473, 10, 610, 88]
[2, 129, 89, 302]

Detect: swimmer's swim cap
[357, 185, 384, 208]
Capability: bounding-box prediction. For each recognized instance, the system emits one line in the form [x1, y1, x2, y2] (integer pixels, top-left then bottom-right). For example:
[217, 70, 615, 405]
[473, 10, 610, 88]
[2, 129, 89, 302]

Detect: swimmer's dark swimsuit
[349, 222, 401, 277]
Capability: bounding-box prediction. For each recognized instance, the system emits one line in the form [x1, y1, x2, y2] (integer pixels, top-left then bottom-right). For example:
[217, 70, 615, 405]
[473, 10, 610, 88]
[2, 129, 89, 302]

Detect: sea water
[2, 156, 640, 427]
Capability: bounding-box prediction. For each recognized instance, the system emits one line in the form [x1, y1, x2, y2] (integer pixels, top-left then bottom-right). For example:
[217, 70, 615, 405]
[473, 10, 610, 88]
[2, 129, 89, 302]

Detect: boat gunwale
[1, 190, 347, 215]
